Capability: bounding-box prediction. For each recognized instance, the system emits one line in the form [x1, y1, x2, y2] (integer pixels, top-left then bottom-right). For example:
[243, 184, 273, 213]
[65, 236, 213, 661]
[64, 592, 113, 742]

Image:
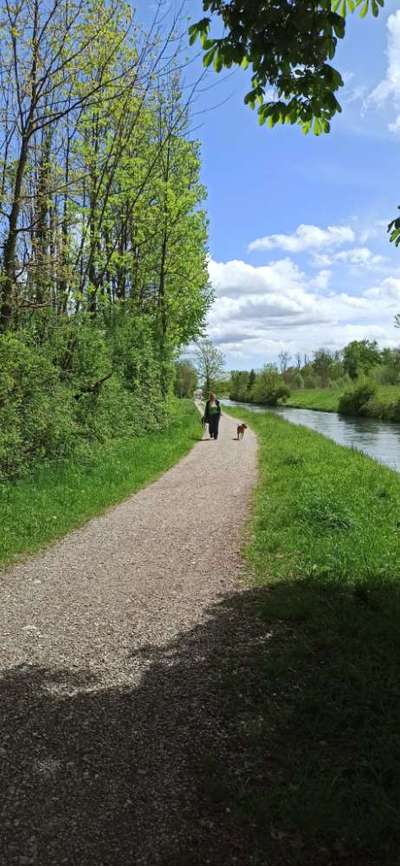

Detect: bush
[0, 309, 173, 481]
[303, 374, 318, 389]
[338, 381, 377, 417]
[253, 366, 290, 406]
[0, 333, 76, 478]
[374, 365, 400, 386]
[335, 373, 352, 390]
[387, 400, 400, 422]
[360, 396, 386, 420]
[264, 385, 291, 406]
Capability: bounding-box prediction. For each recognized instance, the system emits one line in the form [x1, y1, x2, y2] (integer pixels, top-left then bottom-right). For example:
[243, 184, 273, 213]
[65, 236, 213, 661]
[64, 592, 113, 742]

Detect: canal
[223, 399, 400, 472]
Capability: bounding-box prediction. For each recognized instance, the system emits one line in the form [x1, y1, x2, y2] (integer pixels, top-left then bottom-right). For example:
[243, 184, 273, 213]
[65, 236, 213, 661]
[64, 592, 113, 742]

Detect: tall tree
[343, 340, 381, 380]
[195, 338, 225, 395]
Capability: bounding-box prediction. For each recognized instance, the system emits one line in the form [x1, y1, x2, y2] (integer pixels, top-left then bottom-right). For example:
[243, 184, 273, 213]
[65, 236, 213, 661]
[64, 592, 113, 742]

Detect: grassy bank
[285, 386, 343, 411]
[285, 384, 400, 416]
[221, 405, 400, 864]
[0, 399, 200, 567]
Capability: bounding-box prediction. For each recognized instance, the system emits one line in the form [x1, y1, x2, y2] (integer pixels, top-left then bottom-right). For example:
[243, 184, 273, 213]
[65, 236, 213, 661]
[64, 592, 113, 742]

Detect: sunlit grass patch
[0, 399, 200, 567]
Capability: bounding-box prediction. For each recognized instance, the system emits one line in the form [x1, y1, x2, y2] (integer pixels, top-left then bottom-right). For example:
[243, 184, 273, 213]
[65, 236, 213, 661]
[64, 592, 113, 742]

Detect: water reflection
[223, 400, 400, 472]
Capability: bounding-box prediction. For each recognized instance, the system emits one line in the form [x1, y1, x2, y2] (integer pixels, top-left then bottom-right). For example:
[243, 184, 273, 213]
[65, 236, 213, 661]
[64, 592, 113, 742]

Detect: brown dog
[236, 423, 247, 440]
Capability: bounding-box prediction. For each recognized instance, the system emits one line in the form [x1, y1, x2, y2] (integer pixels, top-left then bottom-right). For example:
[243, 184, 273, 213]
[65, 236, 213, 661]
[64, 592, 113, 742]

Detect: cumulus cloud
[369, 11, 400, 133]
[311, 247, 387, 273]
[248, 223, 355, 253]
[209, 257, 309, 298]
[365, 276, 400, 303]
[311, 247, 386, 268]
[206, 255, 399, 365]
[310, 269, 331, 290]
[370, 11, 400, 105]
[358, 220, 389, 244]
[335, 247, 385, 266]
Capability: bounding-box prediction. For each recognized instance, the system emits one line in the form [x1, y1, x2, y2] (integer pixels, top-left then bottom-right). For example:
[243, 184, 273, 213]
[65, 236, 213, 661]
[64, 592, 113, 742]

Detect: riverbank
[223, 404, 400, 863]
[0, 399, 200, 567]
[285, 386, 342, 411]
[285, 384, 400, 418]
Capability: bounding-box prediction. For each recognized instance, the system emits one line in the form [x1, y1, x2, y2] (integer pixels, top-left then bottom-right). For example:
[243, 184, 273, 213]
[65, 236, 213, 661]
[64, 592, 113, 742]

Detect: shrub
[361, 397, 386, 420]
[0, 309, 173, 481]
[303, 374, 318, 389]
[338, 381, 377, 417]
[293, 372, 304, 389]
[253, 366, 290, 405]
[264, 385, 291, 406]
[387, 400, 400, 422]
[0, 333, 75, 478]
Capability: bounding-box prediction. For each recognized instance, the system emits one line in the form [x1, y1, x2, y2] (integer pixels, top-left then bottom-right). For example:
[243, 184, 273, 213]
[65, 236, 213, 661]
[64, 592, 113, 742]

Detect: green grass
[286, 384, 400, 415]
[0, 399, 201, 567]
[222, 405, 400, 864]
[231, 408, 400, 584]
[285, 387, 344, 411]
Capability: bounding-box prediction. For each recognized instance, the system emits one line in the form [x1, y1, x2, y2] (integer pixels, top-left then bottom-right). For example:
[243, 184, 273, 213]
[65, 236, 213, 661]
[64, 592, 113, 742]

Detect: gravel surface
[1, 409, 260, 866]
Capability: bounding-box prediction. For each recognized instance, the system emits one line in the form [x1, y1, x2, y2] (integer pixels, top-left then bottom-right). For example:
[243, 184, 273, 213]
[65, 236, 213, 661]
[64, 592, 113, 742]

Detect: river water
[223, 399, 400, 472]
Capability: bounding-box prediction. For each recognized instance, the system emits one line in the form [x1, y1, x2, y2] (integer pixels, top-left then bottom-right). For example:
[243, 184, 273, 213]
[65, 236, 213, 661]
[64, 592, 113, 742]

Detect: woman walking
[203, 392, 221, 440]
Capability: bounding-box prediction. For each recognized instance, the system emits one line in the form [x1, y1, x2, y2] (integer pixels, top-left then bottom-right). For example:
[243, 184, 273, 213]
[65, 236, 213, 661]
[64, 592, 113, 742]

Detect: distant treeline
[229, 339, 400, 418]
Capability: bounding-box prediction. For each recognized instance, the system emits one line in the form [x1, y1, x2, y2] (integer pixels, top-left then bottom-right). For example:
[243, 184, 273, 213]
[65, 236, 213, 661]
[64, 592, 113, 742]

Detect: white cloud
[209, 257, 308, 299]
[206, 255, 400, 366]
[358, 219, 389, 244]
[310, 269, 331, 290]
[335, 247, 385, 266]
[248, 223, 355, 254]
[389, 115, 400, 134]
[365, 276, 400, 303]
[341, 71, 368, 107]
[311, 252, 333, 267]
[370, 11, 400, 105]
[368, 11, 400, 133]
[311, 246, 386, 269]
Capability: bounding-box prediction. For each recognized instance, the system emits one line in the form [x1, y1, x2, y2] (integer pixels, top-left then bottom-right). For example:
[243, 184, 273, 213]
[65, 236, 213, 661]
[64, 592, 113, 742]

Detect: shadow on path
[1, 581, 400, 865]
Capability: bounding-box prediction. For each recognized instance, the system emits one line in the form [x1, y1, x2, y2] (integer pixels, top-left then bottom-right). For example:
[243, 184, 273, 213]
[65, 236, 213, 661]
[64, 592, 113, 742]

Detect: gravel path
[1, 409, 260, 866]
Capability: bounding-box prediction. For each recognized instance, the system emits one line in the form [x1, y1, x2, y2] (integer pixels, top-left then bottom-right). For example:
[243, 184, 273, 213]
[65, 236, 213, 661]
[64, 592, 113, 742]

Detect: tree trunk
[0, 136, 30, 330]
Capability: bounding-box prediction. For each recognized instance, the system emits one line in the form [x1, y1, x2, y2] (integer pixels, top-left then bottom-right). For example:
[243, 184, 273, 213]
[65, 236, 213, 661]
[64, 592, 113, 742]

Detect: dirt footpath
[0, 410, 259, 865]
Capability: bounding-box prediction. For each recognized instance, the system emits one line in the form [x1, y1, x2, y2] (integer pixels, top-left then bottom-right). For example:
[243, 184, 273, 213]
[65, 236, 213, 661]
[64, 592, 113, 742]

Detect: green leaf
[188, 18, 210, 45]
[244, 88, 257, 108]
[314, 117, 322, 135]
[203, 46, 217, 67]
[214, 51, 224, 72]
[332, 15, 346, 37]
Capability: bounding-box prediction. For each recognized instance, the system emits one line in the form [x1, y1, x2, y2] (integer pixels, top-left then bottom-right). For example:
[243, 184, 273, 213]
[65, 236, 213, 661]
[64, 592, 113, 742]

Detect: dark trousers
[208, 415, 220, 439]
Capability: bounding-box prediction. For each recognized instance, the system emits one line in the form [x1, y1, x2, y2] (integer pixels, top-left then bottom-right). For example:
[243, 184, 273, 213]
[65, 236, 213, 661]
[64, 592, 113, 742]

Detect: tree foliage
[230, 366, 290, 405]
[190, 0, 382, 134]
[174, 360, 198, 398]
[343, 340, 381, 380]
[228, 337, 399, 409]
[0, 0, 210, 478]
[194, 337, 225, 396]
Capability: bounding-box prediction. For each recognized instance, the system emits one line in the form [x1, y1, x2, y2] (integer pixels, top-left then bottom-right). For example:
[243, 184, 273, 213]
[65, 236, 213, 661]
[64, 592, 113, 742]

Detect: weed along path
[0, 410, 258, 866]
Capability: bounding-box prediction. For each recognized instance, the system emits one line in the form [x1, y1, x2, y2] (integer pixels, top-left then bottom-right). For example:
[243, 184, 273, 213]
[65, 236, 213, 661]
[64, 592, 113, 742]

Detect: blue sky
[144, 1, 400, 369]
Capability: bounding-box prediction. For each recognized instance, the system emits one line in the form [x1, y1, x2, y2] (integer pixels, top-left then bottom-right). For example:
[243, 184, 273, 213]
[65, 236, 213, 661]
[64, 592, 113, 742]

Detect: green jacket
[203, 399, 221, 422]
